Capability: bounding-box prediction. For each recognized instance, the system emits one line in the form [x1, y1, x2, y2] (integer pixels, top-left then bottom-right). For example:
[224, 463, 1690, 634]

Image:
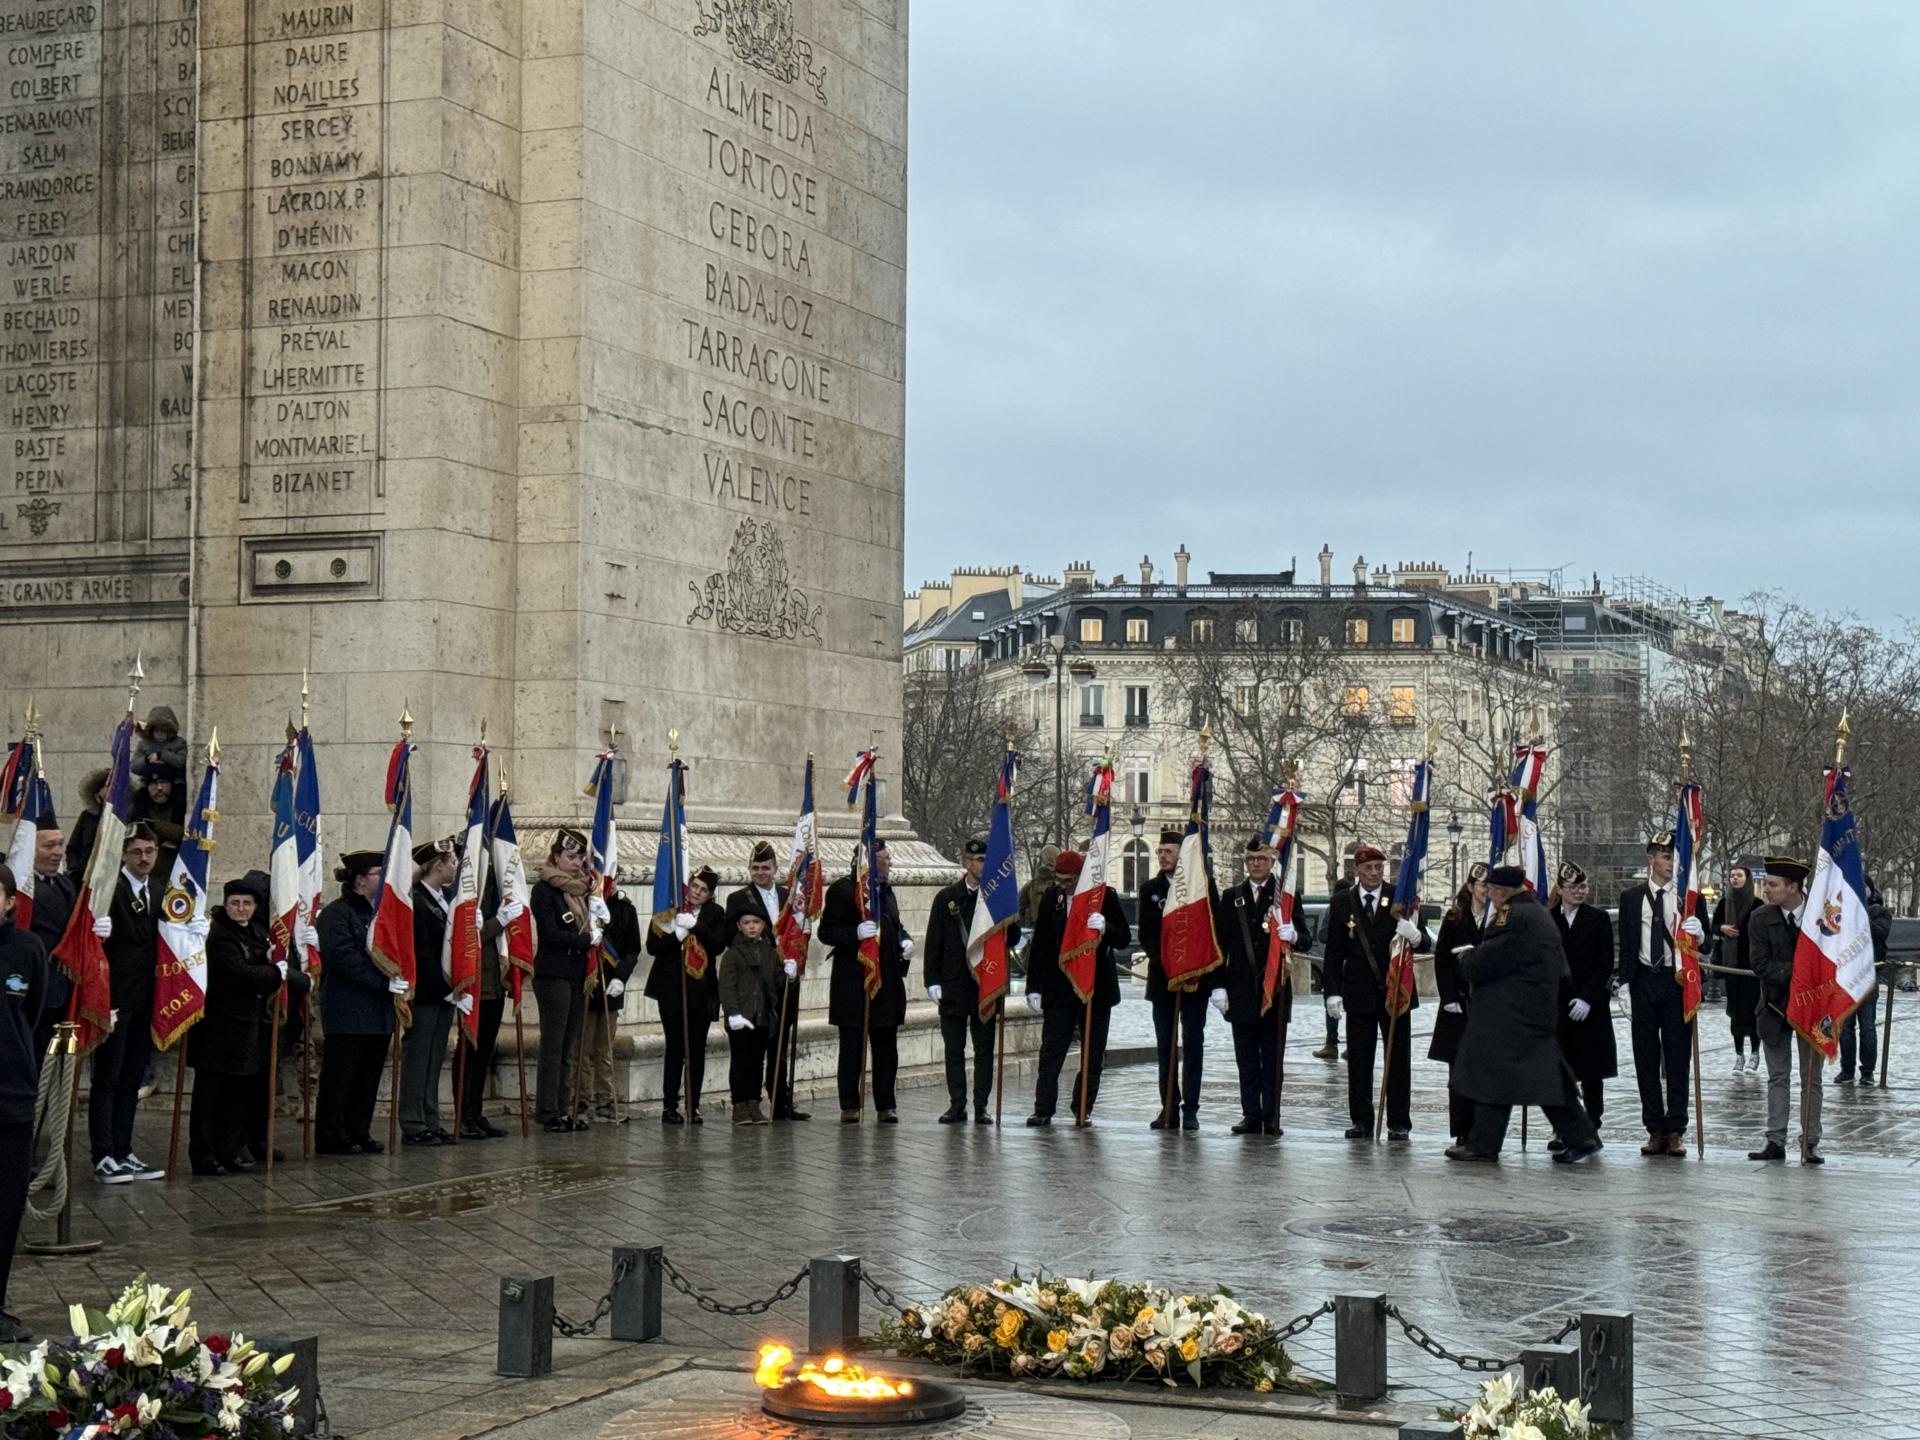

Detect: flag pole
[499, 763, 531, 1138]
[1802, 714, 1850, 1162]
[1680, 729, 1706, 1159]
[668, 729, 692, 1119]
[166, 1032, 188, 1181]
[1272, 762, 1301, 1136]
[299, 674, 315, 1159]
[265, 990, 284, 1173]
[1163, 1001, 1179, 1130]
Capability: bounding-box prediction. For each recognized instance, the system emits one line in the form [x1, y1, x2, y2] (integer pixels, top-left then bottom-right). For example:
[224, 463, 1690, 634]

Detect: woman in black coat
[644, 865, 726, 1124]
[188, 878, 284, 1176]
[1550, 861, 1617, 1132]
[1711, 865, 1759, 1074]
[1428, 863, 1486, 1144]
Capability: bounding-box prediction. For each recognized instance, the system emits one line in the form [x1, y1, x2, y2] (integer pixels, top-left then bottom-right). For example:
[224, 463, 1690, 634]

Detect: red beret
[1053, 850, 1085, 878]
[1353, 845, 1387, 864]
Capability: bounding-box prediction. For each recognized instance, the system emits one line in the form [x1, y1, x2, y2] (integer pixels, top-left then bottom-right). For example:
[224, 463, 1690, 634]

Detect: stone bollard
[807, 1255, 862, 1355]
[1520, 1341, 1579, 1398]
[257, 1335, 320, 1437]
[1581, 1311, 1633, 1424]
[1334, 1291, 1388, 1402]
[610, 1246, 663, 1343]
[497, 1275, 555, 1377]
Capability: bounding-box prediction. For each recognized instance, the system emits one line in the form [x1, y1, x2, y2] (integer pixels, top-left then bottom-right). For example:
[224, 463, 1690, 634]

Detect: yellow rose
[1255, 1378, 1274, 1393]
[1179, 1337, 1199, 1362]
[1046, 1329, 1069, 1354]
[963, 1333, 985, 1352]
[1080, 1340, 1104, 1369]
[995, 1311, 1023, 1347]
[1135, 1306, 1157, 1328]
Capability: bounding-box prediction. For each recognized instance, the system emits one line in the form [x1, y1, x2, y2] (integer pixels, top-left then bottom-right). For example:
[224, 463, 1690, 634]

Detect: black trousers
[659, 1010, 711, 1113]
[315, 1031, 389, 1147]
[1468, 1082, 1597, 1158]
[1578, 1078, 1604, 1127]
[764, 981, 800, 1112]
[1033, 1001, 1112, 1119]
[1446, 1080, 1475, 1142]
[836, 1024, 898, 1114]
[1345, 1006, 1412, 1134]
[727, 1026, 768, 1104]
[940, 1008, 996, 1113]
[0, 1118, 29, 1312]
[1629, 976, 1690, 1134]
[1152, 990, 1210, 1120]
[88, 1015, 152, 1164]
[462, 995, 505, 1118]
[189, 1070, 249, 1167]
[243, 1005, 304, 1154]
[1231, 1016, 1283, 1125]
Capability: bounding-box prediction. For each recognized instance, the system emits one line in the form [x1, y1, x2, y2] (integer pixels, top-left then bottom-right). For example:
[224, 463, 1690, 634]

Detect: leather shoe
[1262, 1122, 1283, 1136]
[774, 1106, 811, 1121]
[661, 1108, 684, 1125]
[190, 1159, 227, 1177]
[404, 1132, 444, 1147]
[1182, 1115, 1200, 1132]
[1547, 1137, 1566, 1153]
[1230, 1117, 1261, 1135]
[688, 1109, 704, 1125]
[1639, 1132, 1667, 1156]
[1748, 1142, 1786, 1161]
[314, 1140, 355, 1156]
[1148, 1112, 1173, 1131]
[543, 1118, 573, 1134]
[350, 1138, 385, 1154]
[1445, 1145, 1496, 1163]
[1803, 1151, 1826, 1165]
[460, 1121, 499, 1140]
[1344, 1126, 1369, 1140]
[877, 1110, 898, 1124]
[1553, 1142, 1602, 1165]
[1312, 1044, 1337, 1060]
[221, 1153, 256, 1173]
[1387, 1128, 1410, 1143]
[1025, 1114, 1051, 1127]
[1665, 1132, 1687, 1156]
[937, 1106, 967, 1124]
[841, 1110, 861, 1123]
[974, 1111, 991, 1125]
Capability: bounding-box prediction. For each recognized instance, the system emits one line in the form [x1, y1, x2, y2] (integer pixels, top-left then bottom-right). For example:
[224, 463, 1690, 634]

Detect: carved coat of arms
[687, 517, 824, 645]
[693, 0, 827, 102]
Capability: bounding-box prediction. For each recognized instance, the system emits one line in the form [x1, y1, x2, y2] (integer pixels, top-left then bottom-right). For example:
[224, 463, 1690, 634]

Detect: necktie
[131, 885, 147, 915]
[1649, 889, 1666, 965]
[1787, 911, 1798, 930]
[1364, 893, 1376, 919]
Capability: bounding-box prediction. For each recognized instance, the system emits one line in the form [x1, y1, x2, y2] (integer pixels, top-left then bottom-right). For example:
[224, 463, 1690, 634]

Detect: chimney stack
[1063, 560, 1095, 591]
[1139, 554, 1154, 586]
[1318, 544, 1333, 590]
[1174, 544, 1190, 593]
[1352, 554, 1367, 590]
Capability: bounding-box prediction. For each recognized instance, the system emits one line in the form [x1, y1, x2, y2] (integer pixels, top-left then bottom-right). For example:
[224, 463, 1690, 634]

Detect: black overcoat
[921, 878, 1021, 1019]
[1554, 902, 1618, 1080]
[1426, 908, 1480, 1063]
[1453, 892, 1577, 1106]
[819, 873, 908, 1028]
[191, 909, 282, 1076]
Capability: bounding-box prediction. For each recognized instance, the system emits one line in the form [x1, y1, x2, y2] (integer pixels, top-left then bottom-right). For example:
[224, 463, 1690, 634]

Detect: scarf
[542, 867, 592, 936]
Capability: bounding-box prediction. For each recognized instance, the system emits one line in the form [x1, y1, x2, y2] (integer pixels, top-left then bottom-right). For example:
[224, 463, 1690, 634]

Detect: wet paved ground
[14, 987, 1920, 1440]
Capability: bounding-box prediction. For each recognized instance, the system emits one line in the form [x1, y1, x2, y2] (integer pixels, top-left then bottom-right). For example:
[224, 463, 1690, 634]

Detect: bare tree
[900, 664, 1038, 864]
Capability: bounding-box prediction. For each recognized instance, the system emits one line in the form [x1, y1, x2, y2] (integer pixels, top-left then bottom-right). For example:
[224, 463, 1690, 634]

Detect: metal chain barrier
[1579, 1322, 1607, 1399]
[1271, 1300, 1334, 1342]
[858, 1268, 907, 1316]
[1544, 1315, 1581, 1345]
[1381, 1302, 1518, 1374]
[552, 1253, 636, 1338]
[659, 1255, 811, 1319]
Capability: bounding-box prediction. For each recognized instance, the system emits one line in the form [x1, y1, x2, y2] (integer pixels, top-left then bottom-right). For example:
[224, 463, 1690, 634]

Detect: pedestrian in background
[1712, 863, 1760, 1075]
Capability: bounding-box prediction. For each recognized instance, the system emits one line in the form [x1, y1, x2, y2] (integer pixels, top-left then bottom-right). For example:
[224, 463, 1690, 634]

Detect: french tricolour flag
[1384, 759, 1433, 1019]
[1160, 754, 1221, 991]
[152, 758, 219, 1051]
[268, 742, 301, 969]
[1672, 781, 1705, 1022]
[775, 758, 824, 974]
[489, 789, 537, 1003]
[964, 749, 1020, 1018]
[445, 746, 489, 1040]
[368, 734, 417, 1003]
[1788, 764, 1876, 1059]
[1510, 745, 1549, 895]
[293, 728, 325, 977]
[52, 715, 135, 1054]
[1261, 786, 1305, 1016]
[1059, 761, 1114, 1004]
[4, 741, 52, 933]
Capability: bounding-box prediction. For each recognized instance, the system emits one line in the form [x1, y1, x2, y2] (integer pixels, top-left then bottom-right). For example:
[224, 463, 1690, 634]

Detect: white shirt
[754, 883, 780, 919]
[121, 866, 150, 909]
[1560, 902, 1580, 923]
[1641, 879, 1676, 966]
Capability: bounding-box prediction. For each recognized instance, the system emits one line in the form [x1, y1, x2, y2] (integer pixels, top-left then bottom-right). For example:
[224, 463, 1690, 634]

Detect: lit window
[1079, 616, 1104, 644]
[1190, 617, 1215, 645]
[1391, 617, 1415, 644]
[1391, 686, 1416, 724]
[1345, 617, 1370, 644]
[1344, 685, 1370, 716]
[1234, 684, 1256, 716]
[1126, 617, 1149, 643]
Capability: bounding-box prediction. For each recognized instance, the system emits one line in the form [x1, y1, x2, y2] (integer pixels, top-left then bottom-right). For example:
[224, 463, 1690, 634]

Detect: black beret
[1556, 860, 1587, 887]
[963, 833, 988, 857]
[1159, 828, 1184, 846]
[224, 873, 267, 902]
[691, 864, 721, 891]
[1487, 865, 1529, 888]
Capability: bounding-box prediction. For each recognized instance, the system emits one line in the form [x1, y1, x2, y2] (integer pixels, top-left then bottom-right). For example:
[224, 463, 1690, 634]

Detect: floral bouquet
[0, 1278, 301, 1439]
[1446, 1374, 1613, 1439]
[872, 1269, 1317, 1393]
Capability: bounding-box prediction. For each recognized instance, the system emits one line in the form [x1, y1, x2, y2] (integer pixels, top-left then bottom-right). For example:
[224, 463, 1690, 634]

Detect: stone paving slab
[14, 988, 1920, 1440]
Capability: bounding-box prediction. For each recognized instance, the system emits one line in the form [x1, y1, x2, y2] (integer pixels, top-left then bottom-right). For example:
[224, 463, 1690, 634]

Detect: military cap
[1245, 834, 1274, 855]
[750, 839, 777, 865]
[1352, 844, 1387, 865]
[411, 835, 455, 868]
[224, 873, 267, 902]
[552, 826, 589, 857]
[1764, 855, 1810, 885]
[1465, 860, 1490, 885]
[690, 864, 721, 892]
[1556, 860, 1587, 887]
[1486, 864, 1529, 888]
[1159, 828, 1184, 846]
[963, 833, 988, 858]
[334, 849, 383, 881]
[1645, 830, 1675, 853]
[123, 822, 158, 847]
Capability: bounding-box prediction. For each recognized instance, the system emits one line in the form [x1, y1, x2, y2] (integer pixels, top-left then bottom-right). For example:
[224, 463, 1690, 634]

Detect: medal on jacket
[1347, 915, 1357, 937]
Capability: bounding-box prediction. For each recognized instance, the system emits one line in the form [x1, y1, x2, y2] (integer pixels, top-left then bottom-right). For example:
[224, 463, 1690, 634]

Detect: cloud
[904, 2, 1920, 616]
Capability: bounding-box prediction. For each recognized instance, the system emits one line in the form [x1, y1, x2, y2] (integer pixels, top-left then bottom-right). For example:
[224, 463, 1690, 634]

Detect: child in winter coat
[718, 911, 786, 1125]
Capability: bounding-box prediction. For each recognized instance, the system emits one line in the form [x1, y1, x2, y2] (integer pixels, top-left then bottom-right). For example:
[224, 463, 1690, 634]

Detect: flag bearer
[1747, 856, 1823, 1164]
[1322, 844, 1427, 1141]
[1140, 828, 1210, 1131]
[922, 833, 1017, 1124]
[1217, 835, 1294, 1136]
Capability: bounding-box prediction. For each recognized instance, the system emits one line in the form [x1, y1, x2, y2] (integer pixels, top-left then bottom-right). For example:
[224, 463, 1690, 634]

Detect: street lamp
[1022, 637, 1095, 846]
[1129, 805, 1146, 840]
[1447, 809, 1464, 891]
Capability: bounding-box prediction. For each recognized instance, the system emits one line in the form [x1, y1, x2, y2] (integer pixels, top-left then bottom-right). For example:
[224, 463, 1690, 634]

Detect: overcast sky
[903, 3, 1919, 620]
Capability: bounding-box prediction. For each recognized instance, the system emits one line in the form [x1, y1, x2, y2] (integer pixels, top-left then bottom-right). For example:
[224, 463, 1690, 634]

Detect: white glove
[1025, 991, 1043, 1014]
[1086, 913, 1106, 934]
[1568, 998, 1592, 1022]
[728, 1013, 752, 1031]
[901, 936, 915, 959]
[927, 983, 943, 1002]
[498, 901, 526, 926]
[856, 919, 879, 941]
[1452, 944, 1476, 957]
[588, 895, 611, 923]
[454, 994, 474, 1016]
[276, 960, 290, 981]
[1208, 990, 1229, 1017]
[93, 913, 112, 939]
[589, 923, 604, 946]
[1325, 996, 1345, 1021]
[606, 978, 626, 1000]
[1394, 917, 1421, 946]
[1680, 916, 1704, 942]
[187, 916, 212, 944]
[387, 977, 410, 995]
[1443, 1002, 1463, 1014]
[297, 923, 320, 953]
[1278, 922, 1297, 945]
[783, 959, 798, 979]
[111, 1008, 120, 1027]
[671, 912, 695, 938]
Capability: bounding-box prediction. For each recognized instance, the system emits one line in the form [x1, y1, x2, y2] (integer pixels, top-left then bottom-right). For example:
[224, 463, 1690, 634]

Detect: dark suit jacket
[1554, 901, 1618, 1080]
[1025, 886, 1128, 1010]
[1615, 882, 1685, 989]
[317, 890, 391, 1036]
[1216, 876, 1292, 1025]
[104, 871, 159, 1014]
[921, 878, 1021, 1018]
[1138, 870, 1173, 1000]
[1321, 885, 1427, 1013]
[412, 884, 453, 1007]
[819, 873, 907, 1028]
[642, 898, 725, 1022]
[1748, 902, 1799, 1044]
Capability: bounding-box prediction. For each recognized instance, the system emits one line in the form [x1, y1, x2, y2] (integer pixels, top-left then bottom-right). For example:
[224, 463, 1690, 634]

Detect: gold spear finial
[480, 717, 488, 744]
[1284, 755, 1301, 789]
[1424, 720, 1441, 761]
[1003, 722, 1017, 750]
[300, 669, 311, 727]
[208, 727, 221, 766]
[1197, 719, 1213, 759]
[399, 701, 414, 738]
[126, 651, 145, 714]
[606, 719, 619, 750]
[498, 762, 510, 797]
[1835, 709, 1851, 767]
[668, 726, 681, 758]
[1678, 726, 1694, 783]
[23, 695, 37, 737]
